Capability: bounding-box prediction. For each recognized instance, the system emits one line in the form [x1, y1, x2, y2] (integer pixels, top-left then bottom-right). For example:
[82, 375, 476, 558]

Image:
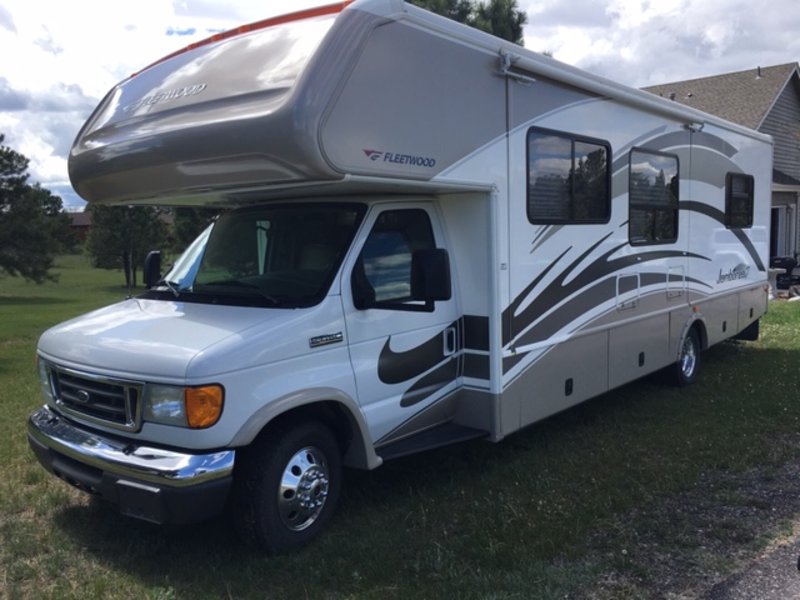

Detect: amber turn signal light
[184, 385, 224, 429]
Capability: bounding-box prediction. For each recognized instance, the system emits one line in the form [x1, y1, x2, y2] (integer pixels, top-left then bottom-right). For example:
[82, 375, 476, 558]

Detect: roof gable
[642, 63, 799, 129]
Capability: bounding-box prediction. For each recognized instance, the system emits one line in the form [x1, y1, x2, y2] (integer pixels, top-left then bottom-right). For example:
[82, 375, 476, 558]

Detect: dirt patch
[569, 436, 800, 599]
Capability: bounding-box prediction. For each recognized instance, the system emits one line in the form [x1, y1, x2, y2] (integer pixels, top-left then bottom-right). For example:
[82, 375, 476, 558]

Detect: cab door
[342, 202, 460, 445]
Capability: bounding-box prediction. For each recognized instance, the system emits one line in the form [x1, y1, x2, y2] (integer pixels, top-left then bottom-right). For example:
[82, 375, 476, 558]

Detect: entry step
[377, 422, 488, 461]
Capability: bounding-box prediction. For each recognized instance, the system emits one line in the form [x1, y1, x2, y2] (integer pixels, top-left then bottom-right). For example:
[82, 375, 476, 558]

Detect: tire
[673, 327, 701, 387]
[232, 420, 341, 553]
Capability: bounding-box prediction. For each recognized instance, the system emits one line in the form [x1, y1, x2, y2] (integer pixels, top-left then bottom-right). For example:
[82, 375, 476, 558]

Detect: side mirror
[351, 258, 376, 310]
[411, 248, 452, 302]
[143, 250, 162, 289]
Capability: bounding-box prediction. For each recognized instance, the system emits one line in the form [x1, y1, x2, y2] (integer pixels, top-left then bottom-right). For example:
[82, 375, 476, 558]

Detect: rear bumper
[27, 405, 234, 524]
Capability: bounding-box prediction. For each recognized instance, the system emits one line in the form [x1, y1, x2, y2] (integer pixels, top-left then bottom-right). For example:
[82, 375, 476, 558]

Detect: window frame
[153, 202, 367, 309]
[351, 208, 439, 313]
[724, 172, 755, 229]
[526, 126, 612, 225]
[627, 147, 680, 246]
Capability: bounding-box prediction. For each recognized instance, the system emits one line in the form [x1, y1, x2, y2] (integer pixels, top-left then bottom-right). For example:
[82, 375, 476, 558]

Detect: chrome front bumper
[28, 405, 234, 524]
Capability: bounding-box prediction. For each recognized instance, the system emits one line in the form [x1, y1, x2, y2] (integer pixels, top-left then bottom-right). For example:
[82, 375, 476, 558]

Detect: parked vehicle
[28, 0, 772, 552]
[770, 256, 799, 289]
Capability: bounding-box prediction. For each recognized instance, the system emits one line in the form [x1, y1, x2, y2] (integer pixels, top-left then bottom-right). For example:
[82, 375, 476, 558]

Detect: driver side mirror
[143, 250, 162, 289]
[411, 248, 452, 303]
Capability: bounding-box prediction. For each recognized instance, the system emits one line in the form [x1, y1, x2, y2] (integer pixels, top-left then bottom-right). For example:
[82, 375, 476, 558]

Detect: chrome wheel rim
[680, 335, 697, 379]
[278, 446, 330, 531]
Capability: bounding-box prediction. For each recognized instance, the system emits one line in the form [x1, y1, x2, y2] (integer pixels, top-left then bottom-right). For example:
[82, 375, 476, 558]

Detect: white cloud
[525, 0, 800, 87]
[1, 0, 798, 211]
[0, 4, 15, 32]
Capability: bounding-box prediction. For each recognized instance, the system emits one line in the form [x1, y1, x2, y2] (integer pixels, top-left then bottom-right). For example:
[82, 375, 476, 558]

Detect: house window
[628, 149, 679, 245]
[527, 128, 610, 224]
[725, 173, 754, 228]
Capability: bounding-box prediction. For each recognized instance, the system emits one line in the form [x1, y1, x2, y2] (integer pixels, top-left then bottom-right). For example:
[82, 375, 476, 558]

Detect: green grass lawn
[1, 256, 799, 599]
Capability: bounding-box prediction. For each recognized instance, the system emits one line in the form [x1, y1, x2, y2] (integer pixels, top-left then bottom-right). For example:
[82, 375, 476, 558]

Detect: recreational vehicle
[28, 0, 772, 552]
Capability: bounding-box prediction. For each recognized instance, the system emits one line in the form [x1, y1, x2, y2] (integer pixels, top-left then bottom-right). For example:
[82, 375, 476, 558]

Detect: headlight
[143, 384, 185, 426]
[37, 358, 54, 402]
[143, 384, 224, 429]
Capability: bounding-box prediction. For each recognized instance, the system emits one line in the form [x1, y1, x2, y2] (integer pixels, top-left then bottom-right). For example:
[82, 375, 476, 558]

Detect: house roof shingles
[642, 63, 798, 130]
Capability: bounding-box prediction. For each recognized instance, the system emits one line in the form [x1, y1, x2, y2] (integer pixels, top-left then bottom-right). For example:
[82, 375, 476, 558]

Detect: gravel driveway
[573, 436, 800, 599]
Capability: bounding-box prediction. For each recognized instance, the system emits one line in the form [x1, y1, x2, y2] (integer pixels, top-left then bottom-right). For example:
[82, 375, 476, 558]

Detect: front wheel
[233, 421, 342, 553]
[673, 327, 701, 387]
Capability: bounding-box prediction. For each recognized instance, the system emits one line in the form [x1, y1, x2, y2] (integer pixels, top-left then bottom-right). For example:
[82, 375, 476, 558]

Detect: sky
[0, 0, 798, 211]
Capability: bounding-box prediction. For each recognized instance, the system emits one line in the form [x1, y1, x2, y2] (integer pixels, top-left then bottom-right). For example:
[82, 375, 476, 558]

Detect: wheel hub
[681, 336, 697, 378]
[278, 446, 330, 531]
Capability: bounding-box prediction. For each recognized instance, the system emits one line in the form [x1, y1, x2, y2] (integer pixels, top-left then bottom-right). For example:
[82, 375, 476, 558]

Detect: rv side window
[352, 209, 436, 311]
[526, 128, 610, 224]
[628, 149, 679, 245]
[725, 173, 754, 229]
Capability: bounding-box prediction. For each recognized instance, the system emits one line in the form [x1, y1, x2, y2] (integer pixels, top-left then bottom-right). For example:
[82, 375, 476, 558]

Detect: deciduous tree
[409, 0, 527, 45]
[471, 0, 527, 45]
[172, 207, 218, 252]
[86, 205, 167, 288]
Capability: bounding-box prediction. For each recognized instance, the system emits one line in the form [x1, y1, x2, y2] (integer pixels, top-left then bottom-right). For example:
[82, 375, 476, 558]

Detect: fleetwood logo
[717, 263, 750, 283]
[362, 148, 436, 168]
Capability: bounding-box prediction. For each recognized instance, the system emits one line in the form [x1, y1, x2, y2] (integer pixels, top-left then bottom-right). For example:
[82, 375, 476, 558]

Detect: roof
[70, 212, 91, 227]
[774, 169, 800, 186]
[642, 63, 799, 130]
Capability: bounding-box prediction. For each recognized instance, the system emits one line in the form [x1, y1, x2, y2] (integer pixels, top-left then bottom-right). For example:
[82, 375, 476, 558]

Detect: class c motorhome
[28, 0, 772, 552]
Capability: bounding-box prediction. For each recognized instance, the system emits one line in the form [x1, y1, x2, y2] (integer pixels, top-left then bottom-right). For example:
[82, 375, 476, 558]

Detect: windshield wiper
[201, 279, 280, 305]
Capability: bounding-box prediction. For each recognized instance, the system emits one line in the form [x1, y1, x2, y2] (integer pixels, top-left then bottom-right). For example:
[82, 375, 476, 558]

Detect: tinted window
[170, 203, 365, 307]
[353, 209, 435, 308]
[527, 128, 610, 224]
[725, 173, 754, 228]
[629, 149, 679, 245]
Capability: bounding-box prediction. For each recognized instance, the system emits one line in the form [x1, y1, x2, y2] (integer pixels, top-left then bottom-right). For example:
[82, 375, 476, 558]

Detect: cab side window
[352, 209, 436, 309]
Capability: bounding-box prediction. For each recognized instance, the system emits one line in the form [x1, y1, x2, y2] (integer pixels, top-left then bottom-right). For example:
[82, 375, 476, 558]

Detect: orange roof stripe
[132, 2, 352, 78]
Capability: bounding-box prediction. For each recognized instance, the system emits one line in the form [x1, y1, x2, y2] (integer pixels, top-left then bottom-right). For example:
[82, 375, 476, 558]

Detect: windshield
[151, 203, 365, 308]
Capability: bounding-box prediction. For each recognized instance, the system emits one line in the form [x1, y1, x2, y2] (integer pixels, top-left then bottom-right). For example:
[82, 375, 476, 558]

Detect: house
[69, 210, 91, 242]
[643, 63, 800, 260]
[68, 209, 175, 243]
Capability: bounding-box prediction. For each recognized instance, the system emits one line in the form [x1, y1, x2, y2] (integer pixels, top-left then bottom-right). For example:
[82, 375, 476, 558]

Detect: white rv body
[28, 0, 772, 550]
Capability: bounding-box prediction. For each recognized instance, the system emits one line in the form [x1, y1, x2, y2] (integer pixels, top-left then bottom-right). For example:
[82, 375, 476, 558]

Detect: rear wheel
[233, 421, 341, 553]
[673, 327, 700, 387]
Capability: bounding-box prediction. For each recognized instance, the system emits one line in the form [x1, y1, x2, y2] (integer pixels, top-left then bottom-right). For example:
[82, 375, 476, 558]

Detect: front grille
[48, 365, 143, 431]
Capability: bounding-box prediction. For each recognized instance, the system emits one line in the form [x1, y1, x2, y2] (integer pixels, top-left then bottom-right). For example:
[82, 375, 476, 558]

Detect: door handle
[443, 327, 456, 356]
